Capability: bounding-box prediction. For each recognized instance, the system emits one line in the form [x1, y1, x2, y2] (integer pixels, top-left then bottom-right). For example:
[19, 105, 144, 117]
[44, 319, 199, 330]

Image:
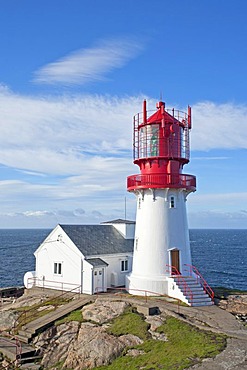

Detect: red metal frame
[127, 173, 196, 191]
[166, 264, 193, 304]
[184, 264, 214, 300]
[128, 100, 196, 194]
[133, 106, 191, 163]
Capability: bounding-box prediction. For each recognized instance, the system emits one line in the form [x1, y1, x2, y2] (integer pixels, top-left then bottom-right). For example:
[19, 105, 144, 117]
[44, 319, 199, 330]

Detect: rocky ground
[0, 290, 247, 369]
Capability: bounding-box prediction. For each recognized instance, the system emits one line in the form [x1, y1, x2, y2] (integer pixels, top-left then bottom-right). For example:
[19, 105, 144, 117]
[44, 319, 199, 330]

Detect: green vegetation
[107, 307, 150, 340]
[55, 309, 84, 325]
[96, 313, 226, 370]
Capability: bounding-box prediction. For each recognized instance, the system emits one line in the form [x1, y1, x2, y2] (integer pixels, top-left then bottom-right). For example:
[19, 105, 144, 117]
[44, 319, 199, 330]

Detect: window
[169, 195, 176, 208]
[121, 260, 128, 272]
[54, 262, 62, 275]
[138, 197, 141, 209]
[135, 238, 139, 251]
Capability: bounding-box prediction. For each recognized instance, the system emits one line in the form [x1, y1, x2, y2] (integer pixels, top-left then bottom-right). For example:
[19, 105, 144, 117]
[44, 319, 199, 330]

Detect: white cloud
[33, 38, 143, 86]
[0, 89, 144, 176]
[1, 86, 247, 227]
[192, 101, 247, 150]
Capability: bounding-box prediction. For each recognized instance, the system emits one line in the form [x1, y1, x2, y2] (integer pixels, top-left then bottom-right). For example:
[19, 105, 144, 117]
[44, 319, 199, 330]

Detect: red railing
[184, 264, 214, 301]
[166, 264, 193, 304]
[127, 173, 196, 191]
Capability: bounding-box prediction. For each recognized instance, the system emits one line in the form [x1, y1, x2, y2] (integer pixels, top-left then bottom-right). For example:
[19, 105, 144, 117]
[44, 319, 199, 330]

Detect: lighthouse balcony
[127, 173, 196, 191]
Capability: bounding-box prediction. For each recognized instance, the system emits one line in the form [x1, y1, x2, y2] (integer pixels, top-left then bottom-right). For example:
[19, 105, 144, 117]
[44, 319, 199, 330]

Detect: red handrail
[185, 264, 214, 300]
[127, 173, 196, 191]
[166, 264, 193, 304]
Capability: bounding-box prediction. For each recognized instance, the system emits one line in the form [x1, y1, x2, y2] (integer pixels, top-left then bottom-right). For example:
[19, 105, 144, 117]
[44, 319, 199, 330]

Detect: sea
[0, 229, 246, 291]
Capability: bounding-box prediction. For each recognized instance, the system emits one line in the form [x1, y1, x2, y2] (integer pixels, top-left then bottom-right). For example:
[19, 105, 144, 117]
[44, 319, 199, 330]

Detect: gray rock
[62, 322, 126, 369]
[126, 349, 145, 357]
[40, 321, 80, 368]
[219, 295, 247, 315]
[118, 334, 143, 346]
[145, 315, 164, 331]
[0, 310, 19, 331]
[81, 299, 129, 324]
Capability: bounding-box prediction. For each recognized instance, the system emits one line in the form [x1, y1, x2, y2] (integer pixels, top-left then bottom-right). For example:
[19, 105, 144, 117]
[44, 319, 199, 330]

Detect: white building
[125, 100, 214, 306]
[24, 219, 134, 295]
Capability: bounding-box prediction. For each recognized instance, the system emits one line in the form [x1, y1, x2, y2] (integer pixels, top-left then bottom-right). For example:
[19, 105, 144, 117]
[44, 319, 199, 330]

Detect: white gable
[102, 220, 135, 239]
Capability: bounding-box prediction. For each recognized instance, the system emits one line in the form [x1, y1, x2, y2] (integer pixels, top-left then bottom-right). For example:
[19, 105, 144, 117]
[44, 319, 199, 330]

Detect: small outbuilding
[24, 219, 134, 294]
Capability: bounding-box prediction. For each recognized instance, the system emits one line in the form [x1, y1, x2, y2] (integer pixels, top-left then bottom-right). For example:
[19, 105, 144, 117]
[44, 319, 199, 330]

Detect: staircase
[167, 264, 214, 307]
[0, 336, 41, 368]
[0, 296, 94, 368]
[173, 276, 214, 307]
[16, 296, 93, 344]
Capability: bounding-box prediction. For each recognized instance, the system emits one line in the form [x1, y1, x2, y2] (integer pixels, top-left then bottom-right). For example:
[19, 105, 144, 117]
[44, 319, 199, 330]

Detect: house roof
[100, 219, 135, 224]
[85, 258, 109, 267]
[59, 224, 134, 256]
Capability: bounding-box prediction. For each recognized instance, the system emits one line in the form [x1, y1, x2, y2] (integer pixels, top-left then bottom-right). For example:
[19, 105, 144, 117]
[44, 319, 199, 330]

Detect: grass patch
[55, 309, 84, 325]
[96, 316, 226, 370]
[106, 307, 150, 341]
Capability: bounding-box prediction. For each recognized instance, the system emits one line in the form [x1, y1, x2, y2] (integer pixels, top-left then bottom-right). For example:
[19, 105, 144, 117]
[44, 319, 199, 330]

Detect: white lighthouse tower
[126, 100, 214, 306]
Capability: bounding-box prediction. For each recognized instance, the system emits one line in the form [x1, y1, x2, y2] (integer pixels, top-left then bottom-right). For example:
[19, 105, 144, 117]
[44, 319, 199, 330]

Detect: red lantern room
[127, 100, 196, 192]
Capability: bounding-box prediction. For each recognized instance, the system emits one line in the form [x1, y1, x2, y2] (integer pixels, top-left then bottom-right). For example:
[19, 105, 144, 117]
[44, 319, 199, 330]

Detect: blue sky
[0, 0, 247, 228]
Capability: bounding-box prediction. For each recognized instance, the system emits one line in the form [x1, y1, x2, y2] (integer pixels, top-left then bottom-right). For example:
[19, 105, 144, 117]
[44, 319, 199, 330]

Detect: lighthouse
[126, 100, 213, 306]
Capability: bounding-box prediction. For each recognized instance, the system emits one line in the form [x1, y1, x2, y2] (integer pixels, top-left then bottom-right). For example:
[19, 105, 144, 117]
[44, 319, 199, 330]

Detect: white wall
[127, 188, 193, 296]
[131, 188, 192, 278]
[87, 253, 133, 288]
[111, 223, 135, 239]
[34, 226, 83, 292]
[82, 259, 93, 294]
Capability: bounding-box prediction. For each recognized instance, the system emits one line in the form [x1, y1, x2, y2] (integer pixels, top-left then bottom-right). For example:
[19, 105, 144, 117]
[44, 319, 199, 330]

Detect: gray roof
[59, 224, 134, 256]
[85, 258, 108, 267]
[101, 219, 135, 224]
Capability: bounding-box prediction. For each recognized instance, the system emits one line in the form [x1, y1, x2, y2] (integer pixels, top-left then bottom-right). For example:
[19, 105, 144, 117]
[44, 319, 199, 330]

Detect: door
[93, 268, 104, 293]
[171, 249, 180, 274]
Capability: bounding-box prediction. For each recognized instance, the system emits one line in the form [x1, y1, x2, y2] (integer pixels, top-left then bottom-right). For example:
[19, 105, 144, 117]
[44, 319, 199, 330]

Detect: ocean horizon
[0, 228, 246, 291]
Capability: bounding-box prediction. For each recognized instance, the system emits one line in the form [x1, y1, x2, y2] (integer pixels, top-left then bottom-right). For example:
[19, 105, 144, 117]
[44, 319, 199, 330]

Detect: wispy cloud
[192, 101, 247, 150]
[1, 85, 247, 227]
[33, 38, 143, 86]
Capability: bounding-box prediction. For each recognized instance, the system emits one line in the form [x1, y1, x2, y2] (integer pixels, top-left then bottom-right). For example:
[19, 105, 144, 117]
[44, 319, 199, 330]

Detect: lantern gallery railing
[127, 173, 196, 191]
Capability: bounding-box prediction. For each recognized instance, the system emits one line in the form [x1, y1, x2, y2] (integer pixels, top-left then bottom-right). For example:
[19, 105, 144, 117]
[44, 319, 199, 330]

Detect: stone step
[192, 301, 214, 307]
[173, 276, 214, 307]
[19, 354, 42, 365]
[20, 297, 93, 341]
[18, 330, 33, 338]
[0, 336, 36, 362]
[15, 334, 30, 344]
[186, 294, 211, 300]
